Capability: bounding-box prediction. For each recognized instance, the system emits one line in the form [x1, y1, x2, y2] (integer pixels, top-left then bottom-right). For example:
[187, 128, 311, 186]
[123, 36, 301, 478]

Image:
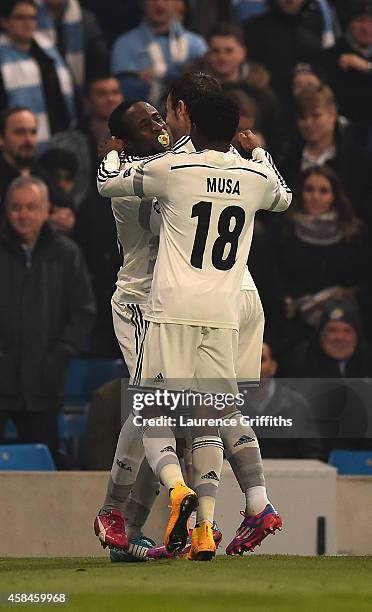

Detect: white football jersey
[97, 136, 192, 307]
[100, 146, 292, 329]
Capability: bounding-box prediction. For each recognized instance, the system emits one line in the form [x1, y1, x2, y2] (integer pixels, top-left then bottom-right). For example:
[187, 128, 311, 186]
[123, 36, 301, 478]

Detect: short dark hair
[168, 72, 222, 112]
[208, 22, 246, 47]
[108, 100, 140, 139]
[38, 148, 78, 178]
[0, 106, 34, 135]
[190, 93, 240, 142]
[0, 0, 36, 18]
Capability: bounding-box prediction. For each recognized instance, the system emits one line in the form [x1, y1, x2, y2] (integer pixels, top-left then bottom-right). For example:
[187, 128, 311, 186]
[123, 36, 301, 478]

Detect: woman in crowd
[272, 165, 368, 346]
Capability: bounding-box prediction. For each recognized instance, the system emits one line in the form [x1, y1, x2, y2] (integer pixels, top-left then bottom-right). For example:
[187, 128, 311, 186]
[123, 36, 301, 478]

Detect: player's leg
[187, 328, 237, 560]
[138, 322, 198, 553]
[95, 304, 158, 552]
[222, 291, 282, 554]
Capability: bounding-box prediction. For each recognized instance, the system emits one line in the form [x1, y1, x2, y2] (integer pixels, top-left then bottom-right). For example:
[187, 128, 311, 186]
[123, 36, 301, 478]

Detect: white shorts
[112, 301, 146, 377]
[237, 290, 265, 384]
[132, 321, 239, 395]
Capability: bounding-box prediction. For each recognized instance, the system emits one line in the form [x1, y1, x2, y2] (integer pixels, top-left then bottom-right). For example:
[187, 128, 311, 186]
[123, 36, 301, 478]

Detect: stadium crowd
[1, 0, 372, 467]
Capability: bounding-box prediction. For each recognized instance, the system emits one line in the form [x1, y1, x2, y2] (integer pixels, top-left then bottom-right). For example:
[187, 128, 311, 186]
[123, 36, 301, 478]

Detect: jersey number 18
[190, 201, 245, 270]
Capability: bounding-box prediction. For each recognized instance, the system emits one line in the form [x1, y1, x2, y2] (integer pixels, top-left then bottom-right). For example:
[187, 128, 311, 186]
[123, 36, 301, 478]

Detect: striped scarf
[35, 0, 85, 90]
[0, 34, 75, 148]
[293, 209, 343, 246]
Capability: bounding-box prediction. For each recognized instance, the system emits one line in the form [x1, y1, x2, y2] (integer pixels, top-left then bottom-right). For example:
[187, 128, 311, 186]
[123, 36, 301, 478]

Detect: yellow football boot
[164, 482, 198, 553]
[187, 520, 216, 561]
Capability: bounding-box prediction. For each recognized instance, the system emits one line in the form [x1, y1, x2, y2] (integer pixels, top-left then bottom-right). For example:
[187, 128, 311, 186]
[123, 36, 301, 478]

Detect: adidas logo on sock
[233, 435, 255, 448]
[160, 446, 176, 453]
[154, 372, 165, 383]
[116, 458, 132, 471]
[201, 471, 219, 481]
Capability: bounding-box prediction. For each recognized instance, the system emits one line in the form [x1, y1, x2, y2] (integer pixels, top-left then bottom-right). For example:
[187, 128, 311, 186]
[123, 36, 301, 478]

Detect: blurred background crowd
[1, 0, 372, 468]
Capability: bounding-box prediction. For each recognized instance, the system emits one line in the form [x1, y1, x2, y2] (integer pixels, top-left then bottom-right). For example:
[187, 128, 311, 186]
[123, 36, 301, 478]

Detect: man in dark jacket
[243, 0, 335, 105]
[323, 0, 372, 146]
[0, 175, 95, 463]
[280, 298, 372, 457]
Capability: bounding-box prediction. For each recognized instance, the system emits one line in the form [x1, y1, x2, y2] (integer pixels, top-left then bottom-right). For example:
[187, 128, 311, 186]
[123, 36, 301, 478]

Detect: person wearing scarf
[273, 165, 368, 345]
[0, 0, 75, 148]
[111, 0, 207, 106]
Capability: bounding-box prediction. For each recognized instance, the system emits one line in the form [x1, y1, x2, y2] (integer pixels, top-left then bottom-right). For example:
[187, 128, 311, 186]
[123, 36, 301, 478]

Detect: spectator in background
[291, 62, 324, 96]
[244, 343, 323, 459]
[0, 0, 75, 147]
[50, 74, 123, 206]
[280, 299, 372, 457]
[192, 23, 271, 92]
[69, 76, 123, 356]
[243, 0, 336, 105]
[36, 0, 110, 91]
[79, 0, 142, 48]
[0, 107, 75, 221]
[187, 0, 232, 37]
[37, 147, 78, 233]
[281, 84, 372, 223]
[273, 166, 368, 346]
[188, 23, 283, 152]
[0, 176, 95, 466]
[323, 0, 372, 146]
[111, 0, 207, 106]
[224, 87, 266, 149]
[283, 62, 326, 128]
[0, 108, 37, 211]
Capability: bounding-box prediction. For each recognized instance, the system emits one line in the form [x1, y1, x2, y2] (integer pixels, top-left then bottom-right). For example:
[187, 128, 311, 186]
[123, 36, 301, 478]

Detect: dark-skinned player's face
[124, 102, 171, 156]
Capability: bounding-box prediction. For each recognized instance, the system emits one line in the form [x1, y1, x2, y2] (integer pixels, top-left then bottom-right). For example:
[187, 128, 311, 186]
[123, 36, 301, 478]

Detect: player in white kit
[99, 91, 291, 559]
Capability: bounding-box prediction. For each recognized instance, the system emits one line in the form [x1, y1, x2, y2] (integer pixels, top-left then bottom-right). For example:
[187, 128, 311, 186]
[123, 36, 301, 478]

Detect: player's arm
[97, 149, 170, 200]
[99, 152, 171, 201]
[238, 130, 292, 212]
[138, 198, 161, 235]
[253, 147, 292, 212]
[97, 149, 140, 197]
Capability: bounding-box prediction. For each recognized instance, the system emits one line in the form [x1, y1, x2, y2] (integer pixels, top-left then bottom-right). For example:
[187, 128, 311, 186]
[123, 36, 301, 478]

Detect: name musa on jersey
[98, 144, 291, 329]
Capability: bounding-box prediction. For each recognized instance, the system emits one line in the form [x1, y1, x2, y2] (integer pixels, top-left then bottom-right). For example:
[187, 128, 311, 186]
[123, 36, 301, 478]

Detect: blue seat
[0, 444, 55, 471]
[64, 358, 124, 406]
[60, 359, 124, 467]
[329, 450, 372, 475]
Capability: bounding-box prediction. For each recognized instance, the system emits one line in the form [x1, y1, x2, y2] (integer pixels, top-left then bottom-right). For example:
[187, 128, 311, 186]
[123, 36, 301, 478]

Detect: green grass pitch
[0, 556, 371, 612]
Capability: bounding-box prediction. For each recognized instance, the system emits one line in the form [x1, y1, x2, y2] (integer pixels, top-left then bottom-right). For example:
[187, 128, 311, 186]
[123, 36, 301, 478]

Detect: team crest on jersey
[123, 168, 132, 178]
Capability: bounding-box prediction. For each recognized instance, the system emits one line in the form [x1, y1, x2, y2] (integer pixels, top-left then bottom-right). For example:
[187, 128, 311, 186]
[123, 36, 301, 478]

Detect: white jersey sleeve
[251, 148, 292, 212]
[97, 150, 172, 201]
[97, 150, 134, 197]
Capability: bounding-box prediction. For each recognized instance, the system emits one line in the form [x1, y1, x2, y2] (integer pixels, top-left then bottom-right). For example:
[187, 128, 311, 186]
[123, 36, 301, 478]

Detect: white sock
[158, 464, 185, 490]
[142, 426, 184, 490]
[245, 485, 269, 516]
[192, 435, 224, 525]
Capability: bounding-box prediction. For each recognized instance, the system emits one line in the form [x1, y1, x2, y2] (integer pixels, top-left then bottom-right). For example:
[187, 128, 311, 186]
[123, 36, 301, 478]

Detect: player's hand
[98, 137, 126, 159]
[238, 130, 262, 153]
